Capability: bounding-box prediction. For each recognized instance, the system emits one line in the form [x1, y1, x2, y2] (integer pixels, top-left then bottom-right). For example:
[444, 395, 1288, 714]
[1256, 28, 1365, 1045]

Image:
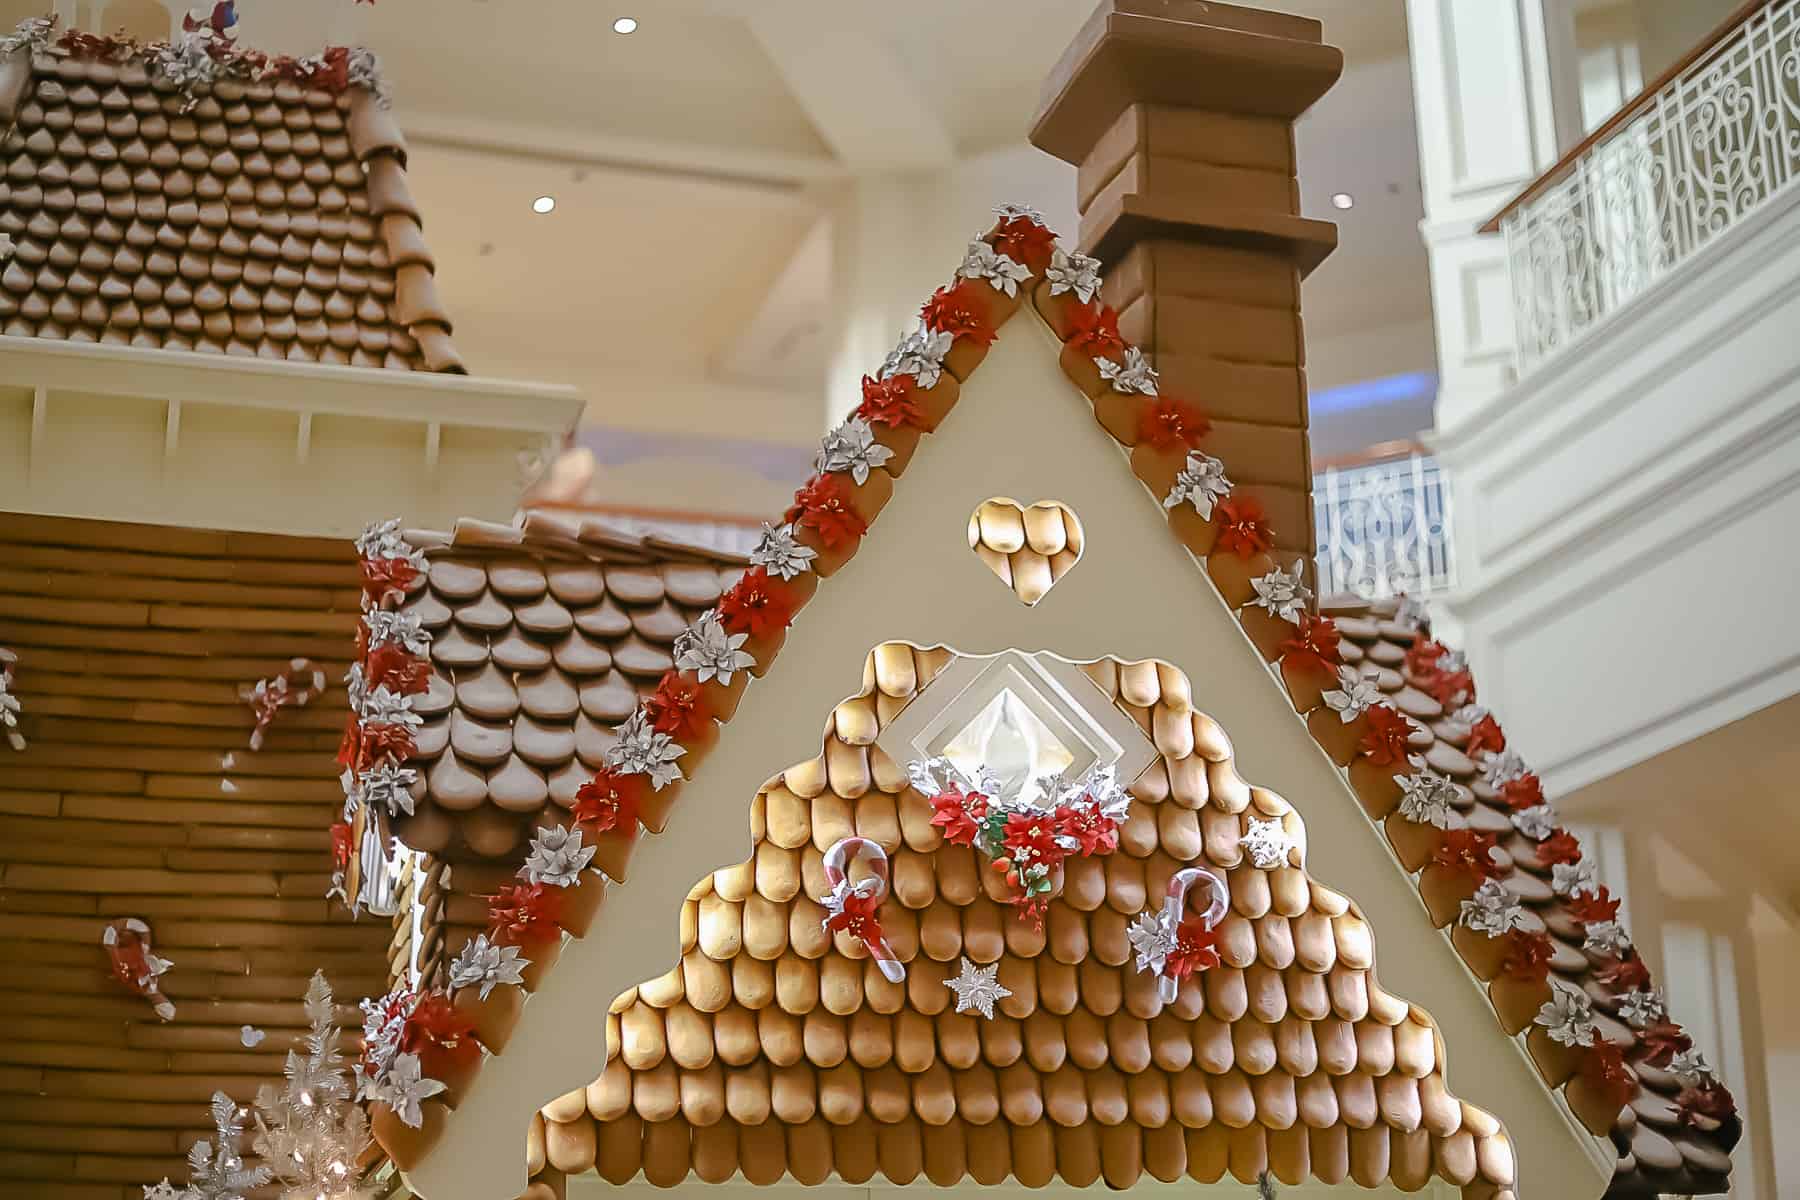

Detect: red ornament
[1581, 1032, 1638, 1108]
[1637, 1019, 1691, 1066]
[1537, 829, 1583, 866]
[1280, 612, 1343, 674]
[920, 280, 997, 347]
[1358, 704, 1417, 765]
[1465, 713, 1506, 758]
[823, 889, 883, 942]
[718, 567, 798, 639]
[485, 883, 564, 948]
[1064, 303, 1125, 359]
[366, 643, 431, 695]
[1136, 396, 1211, 451]
[1164, 918, 1223, 980]
[929, 785, 987, 846]
[1568, 887, 1620, 925]
[402, 993, 481, 1077]
[572, 768, 647, 836]
[857, 374, 924, 429]
[1596, 955, 1652, 993]
[1501, 772, 1545, 810]
[1499, 929, 1554, 982]
[1432, 829, 1500, 882]
[1214, 496, 1274, 558]
[992, 216, 1056, 273]
[1677, 1082, 1737, 1126]
[786, 474, 868, 551]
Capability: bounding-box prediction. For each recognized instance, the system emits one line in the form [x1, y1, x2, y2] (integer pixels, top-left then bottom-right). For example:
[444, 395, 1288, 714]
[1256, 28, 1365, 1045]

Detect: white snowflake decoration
[748, 522, 816, 580]
[956, 241, 1032, 297]
[363, 610, 429, 655]
[449, 933, 529, 1001]
[1510, 804, 1556, 841]
[519, 825, 596, 888]
[1239, 817, 1295, 869]
[1583, 920, 1632, 957]
[1395, 768, 1457, 828]
[1127, 910, 1180, 977]
[1617, 989, 1666, 1030]
[1534, 982, 1598, 1048]
[943, 956, 1012, 1019]
[1163, 451, 1232, 519]
[880, 324, 953, 389]
[1247, 560, 1311, 623]
[1097, 346, 1159, 395]
[1044, 246, 1101, 302]
[993, 202, 1046, 226]
[1482, 749, 1530, 788]
[1552, 858, 1599, 898]
[361, 761, 418, 818]
[604, 710, 686, 790]
[367, 1052, 445, 1129]
[1458, 879, 1527, 938]
[1321, 665, 1382, 722]
[673, 611, 755, 686]
[1669, 1048, 1717, 1087]
[816, 416, 895, 485]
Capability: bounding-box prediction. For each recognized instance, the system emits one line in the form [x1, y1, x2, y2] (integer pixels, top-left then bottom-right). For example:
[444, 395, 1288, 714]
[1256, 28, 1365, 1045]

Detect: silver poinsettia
[1163, 451, 1232, 518]
[1668, 1047, 1717, 1087]
[361, 762, 419, 818]
[354, 517, 423, 567]
[1396, 768, 1457, 828]
[1044, 247, 1102, 302]
[1510, 804, 1556, 841]
[748, 522, 817, 580]
[1534, 982, 1597, 1047]
[880, 323, 954, 389]
[1551, 858, 1598, 898]
[1482, 749, 1530, 788]
[816, 416, 895, 485]
[1247, 560, 1312, 623]
[1127, 910, 1180, 976]
[357, 685, 423, 729]
[1582, 920, 1632, 957]
[1451, 703, 1490, 726]
[1459, 879, 1527, 938]
[1097, 346, 1159, 395]
[1394, 594, 1429, 627]
[956, 241, 1032, 297]
[1321, 665, 1382, 722]
[363, 610, 429, 655]
[449, 933, 529, 1001]
[993, 202, 1047, 226]
[367, 1053, 444, 1129]
[1616, 988, 1666, 1029]
[673, 611, 755, 686]
[519, 825, 596, 887]
[1435, 648, 1468, 673]
[605, 710, 686, 790]
[1239, 817, 1296, 869]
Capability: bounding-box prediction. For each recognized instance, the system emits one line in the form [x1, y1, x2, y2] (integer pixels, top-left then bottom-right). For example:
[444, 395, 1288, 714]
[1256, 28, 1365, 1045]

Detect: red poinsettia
[1358, 704, 1417, 765]
[920, 280, 998, 347]
[402, 993, 481, 1076]
[1581, 1032, 1638, 1107]
[786, 474, 868, 550]
[1567, 887, 1620, 925]
[1500, 772, 1545, 811]
[1596, 955, 1652, 993]
[929, 786, 987, 846]
[360, 555, 420, 605]
[718, 567, 799, 639]
[572, 768, 647, 836]
[1404, 634, 1449, 679]
[1677, 1082, 1737, 1126]
[856, 374, 924, 429]
[1465, 713, 1506, 758]
[336, 715, 363, 771]
[644, 673, 712, 741]
[992, 215, 1056, 273]
[1279, 612, 1343, 674]
[1001, 811, 1062, 865]
[824, 889, 883, 942]
[1499, 928, 1554, 982]
[1065, 303, 1125, 359]
[1637, 1019, 1691, 1066]
[1214, 496, 1274, 558]
[356, 722, 416, 771]
[1537, 829, 1583, 866]
[1425, 667, 1475, 708]
[486, 882, 564, 948]
[1055, 802, 1120, 857]
[366, 643, 431, 695]
[1431, 829, 1499, 881]
[1165, 917, 1223, 980]
[1136, 396, 1211, 451]
[329, 821, 353, 869]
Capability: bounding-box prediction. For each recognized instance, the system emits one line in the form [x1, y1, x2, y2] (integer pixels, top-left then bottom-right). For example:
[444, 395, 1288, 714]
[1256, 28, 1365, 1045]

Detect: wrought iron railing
[1498, 0, 1800, 374]
[1313, 454, 1456, 600]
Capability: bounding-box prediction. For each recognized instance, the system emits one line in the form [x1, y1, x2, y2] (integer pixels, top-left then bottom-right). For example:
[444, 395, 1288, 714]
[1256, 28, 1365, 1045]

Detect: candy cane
[102, 917, 176, 1021]
[1156, 866, 1229, 1002]
[240, 658, 329, 751]
[821, 837, 905, 983]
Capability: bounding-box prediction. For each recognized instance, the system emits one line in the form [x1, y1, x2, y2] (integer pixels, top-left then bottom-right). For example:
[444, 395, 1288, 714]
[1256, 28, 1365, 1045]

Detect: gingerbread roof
[0, 511, 389, 1197]
[523, 646, 1518, 1192]
[0, 22, 463, 372]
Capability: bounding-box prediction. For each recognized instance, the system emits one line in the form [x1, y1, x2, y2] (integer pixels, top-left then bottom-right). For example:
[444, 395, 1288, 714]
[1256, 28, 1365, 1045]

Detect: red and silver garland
[1128, 866, 1229, 1001]
[819, 837, 904, 983]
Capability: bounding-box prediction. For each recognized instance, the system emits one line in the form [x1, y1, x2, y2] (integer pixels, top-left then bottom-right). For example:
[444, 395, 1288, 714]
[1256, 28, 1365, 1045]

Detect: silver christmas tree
[143, 1093, 270, 1200]
[252, 971, 373, 1200]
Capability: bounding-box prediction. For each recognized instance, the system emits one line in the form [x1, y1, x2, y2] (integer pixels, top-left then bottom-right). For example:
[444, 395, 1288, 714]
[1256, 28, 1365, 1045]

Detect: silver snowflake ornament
[1534, 982, 1598, 1048]
[880, 323, 953, 389]
[1396, 768, 1457, 828]
[1552, 858, 1598, 898]
[956, 241, 1032, 297]
[361, 761, 418, 818]
[364, 610, 429, 655]
[1044, 246, 1101, 302]
[604, 710, 686, 790]
[1459, 879, 1527, 938]
[749, 522, 817, 580]
[1321, 665, 1382, 722]
[673, 610, 755, 686]
[944, 956, 1011, 1019]
[1097, 346, 1159, 395]
[1127, 910, 1179, 976]
[1163, 451, 1232, 518]
[1247, 560, 1311, 623]
[1510, 804, 1556, 841]
[449, 933, 529, 1001]
[1583, 920, 1632, 957]
[369, 1052, 445, 1129]
[815, 415, 895, 485]
[1239, 817, 1296, 869]
[519, 825, 596, 887]
[1617, 989, 1666, 1030]
[1482, 749, 1529, 788]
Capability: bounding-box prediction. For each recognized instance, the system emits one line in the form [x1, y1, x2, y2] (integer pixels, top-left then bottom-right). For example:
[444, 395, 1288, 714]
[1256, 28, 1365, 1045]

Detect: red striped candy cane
[1156, 866, 1229, 1002]
[821, 837, 905, 983]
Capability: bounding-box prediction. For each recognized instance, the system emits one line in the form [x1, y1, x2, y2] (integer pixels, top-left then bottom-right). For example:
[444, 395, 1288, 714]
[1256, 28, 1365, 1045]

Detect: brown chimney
[1030, 0, 1342, 565]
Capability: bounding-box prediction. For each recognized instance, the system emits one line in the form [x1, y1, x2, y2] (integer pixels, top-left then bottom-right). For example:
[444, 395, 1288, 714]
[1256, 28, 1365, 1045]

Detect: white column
[1404, 0, 1583, 433]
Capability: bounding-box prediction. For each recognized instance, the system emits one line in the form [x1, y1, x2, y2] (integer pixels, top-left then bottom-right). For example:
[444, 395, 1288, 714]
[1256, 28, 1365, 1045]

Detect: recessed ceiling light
[1330, 192, 1355, 210]
[612, 17, 638, 34]
[532, 195, 555, 214]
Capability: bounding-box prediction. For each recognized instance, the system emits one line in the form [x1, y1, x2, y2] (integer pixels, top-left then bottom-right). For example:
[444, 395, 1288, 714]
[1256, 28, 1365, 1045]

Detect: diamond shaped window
[941, 687, 1077, 807]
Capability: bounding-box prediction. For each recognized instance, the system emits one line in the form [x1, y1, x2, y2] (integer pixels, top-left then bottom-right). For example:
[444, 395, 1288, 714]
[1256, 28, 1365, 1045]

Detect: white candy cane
[1157, 866, 1229, 1002]
[821, 837, 905, 983]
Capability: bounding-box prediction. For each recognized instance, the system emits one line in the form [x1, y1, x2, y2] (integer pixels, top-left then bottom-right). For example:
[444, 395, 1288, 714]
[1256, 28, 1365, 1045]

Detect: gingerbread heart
[966, 498, 1083, 606]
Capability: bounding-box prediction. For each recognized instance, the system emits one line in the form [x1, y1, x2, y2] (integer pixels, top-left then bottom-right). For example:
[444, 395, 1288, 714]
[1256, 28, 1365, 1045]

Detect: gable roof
[359, 212, 1739, 1199]
[0, 20, 464, 372]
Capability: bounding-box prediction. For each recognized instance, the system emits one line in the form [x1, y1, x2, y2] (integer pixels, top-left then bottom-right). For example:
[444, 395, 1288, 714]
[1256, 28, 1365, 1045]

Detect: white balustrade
[1313, 454, 1456, 601]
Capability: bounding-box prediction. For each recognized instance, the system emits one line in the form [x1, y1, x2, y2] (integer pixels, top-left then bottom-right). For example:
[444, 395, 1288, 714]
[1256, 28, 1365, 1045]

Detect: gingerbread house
[349, 4, 1742, 1199]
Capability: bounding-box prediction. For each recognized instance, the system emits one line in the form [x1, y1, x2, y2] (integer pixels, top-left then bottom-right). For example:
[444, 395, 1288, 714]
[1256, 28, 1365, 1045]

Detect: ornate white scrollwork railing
[1501, 0, 1800, 374]
[1313, 454, 1456, 601]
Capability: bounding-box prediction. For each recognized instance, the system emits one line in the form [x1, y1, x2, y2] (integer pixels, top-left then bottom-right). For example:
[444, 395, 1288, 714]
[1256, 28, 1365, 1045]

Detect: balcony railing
[1492, 0, 1800, 375]
[1313, 453, 1456, 601]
